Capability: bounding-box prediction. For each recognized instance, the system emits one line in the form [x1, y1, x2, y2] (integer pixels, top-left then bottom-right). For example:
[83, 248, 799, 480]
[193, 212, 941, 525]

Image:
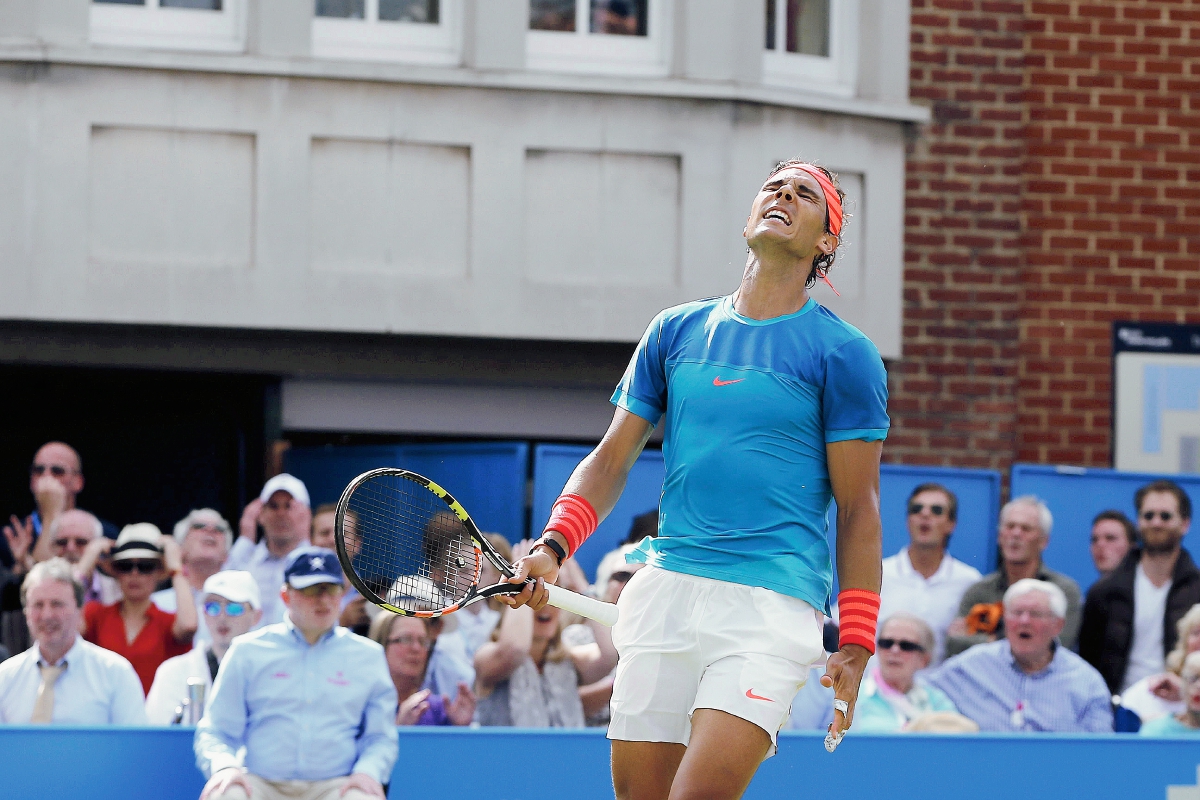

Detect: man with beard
[1080, 480, 1200, 695]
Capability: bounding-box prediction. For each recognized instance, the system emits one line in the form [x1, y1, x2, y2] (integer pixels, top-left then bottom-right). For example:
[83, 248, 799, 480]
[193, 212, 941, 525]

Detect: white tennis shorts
[608, 566, 825, 756]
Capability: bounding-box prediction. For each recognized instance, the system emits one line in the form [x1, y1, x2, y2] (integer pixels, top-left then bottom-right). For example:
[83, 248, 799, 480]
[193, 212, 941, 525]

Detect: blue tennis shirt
[612, 295, 889, 613]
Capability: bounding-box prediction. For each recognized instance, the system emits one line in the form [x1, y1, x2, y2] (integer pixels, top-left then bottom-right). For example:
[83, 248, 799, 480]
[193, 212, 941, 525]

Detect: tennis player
[507, 160, 888, 799]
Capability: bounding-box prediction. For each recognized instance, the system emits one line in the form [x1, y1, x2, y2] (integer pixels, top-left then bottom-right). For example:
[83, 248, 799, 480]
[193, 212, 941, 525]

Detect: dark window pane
[316, 0, 365, 19]
[161, 0, 222, 8]
[379, 0, 438, 22]
[590, 0, 645, 36]
[765, 0, 776, 49]
[93, 0, 146, 5]
[531, 0, 575, 31]
[785, 0, 829, 57]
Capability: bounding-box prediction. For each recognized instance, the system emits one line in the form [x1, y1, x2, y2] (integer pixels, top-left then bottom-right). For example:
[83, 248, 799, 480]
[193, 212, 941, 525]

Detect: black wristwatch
[533, 536, 567, 566]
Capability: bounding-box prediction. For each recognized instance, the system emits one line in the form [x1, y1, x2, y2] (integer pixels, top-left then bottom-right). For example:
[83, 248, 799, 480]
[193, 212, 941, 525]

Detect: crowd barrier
[2, 726, 1198, 800]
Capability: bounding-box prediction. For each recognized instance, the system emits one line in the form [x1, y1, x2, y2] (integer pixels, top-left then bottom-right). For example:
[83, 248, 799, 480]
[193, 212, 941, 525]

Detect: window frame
[526, 0, 672, 78]
[761, 0, 859, 98]
[311, 0, 461, 66]
[89, 0, 247, 53]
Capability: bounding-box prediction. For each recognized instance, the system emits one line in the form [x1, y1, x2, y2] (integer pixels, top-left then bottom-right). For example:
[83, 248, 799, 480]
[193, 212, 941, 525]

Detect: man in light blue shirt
[195, 546, 398, 800]
[926, 578, 1112, 733]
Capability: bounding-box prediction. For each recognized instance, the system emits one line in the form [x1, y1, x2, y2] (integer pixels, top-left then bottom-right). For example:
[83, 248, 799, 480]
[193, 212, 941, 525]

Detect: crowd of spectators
[2, 439, 1200, 791]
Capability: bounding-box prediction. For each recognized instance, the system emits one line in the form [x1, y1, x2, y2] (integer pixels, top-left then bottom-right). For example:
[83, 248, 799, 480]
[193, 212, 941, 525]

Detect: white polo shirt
[879, 547, 983, 664]
[0, 637, 146, 724]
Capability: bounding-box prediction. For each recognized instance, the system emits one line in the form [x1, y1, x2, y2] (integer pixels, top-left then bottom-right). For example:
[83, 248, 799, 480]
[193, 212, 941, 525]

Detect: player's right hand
[501, 539, 556, 610]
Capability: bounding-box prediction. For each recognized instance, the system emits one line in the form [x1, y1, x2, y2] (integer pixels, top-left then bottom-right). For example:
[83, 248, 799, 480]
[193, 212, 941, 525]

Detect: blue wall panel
[1011, 464, 1200, 592]
[531, 444, 665, 581]
[3, 727, 1199, 800]
[284, 442, 529, 543]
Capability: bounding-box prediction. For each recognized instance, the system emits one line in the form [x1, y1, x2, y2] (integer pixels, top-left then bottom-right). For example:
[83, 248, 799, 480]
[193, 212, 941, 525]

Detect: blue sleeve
[194, 641, 248, 778]
[352, 650, 400, 783]
[611, 312, 669, 427]
[823, 336, 890, 443]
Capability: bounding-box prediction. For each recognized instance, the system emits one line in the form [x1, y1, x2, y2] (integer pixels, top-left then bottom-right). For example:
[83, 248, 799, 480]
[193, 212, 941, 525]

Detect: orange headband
[768, 163, 843, 237]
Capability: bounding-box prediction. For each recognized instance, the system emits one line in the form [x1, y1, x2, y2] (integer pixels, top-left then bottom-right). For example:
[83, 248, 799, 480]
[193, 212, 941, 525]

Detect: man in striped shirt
[926, 578, 1111, 733]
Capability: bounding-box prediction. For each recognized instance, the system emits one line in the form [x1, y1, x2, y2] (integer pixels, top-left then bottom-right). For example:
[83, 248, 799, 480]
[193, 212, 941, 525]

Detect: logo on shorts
[713, 377, 744, 387]
[745, 688, 774, 702]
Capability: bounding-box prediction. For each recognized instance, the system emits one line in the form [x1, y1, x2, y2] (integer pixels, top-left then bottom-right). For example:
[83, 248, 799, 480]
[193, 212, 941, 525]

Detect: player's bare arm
[821, 438, 884, 739]
[503, 408, 654, 609]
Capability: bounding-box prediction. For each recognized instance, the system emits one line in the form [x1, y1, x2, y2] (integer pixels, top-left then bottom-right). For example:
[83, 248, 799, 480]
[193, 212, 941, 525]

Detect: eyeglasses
[386, 635, 431, 649]
[609, 571, 635, 583]
[112, 559, 161, 575]
[52, 537, 91, 550]
[295, 583, 344, 598]
[30, 464, 75, 478]
[190, 522, 229, 534]
[1007, 609, 1054, 621]
[908, 503, 946, 517]
[1142, 511, 1176, 523]
[877, 638, 925, 653]
[204, 600, 248, 617]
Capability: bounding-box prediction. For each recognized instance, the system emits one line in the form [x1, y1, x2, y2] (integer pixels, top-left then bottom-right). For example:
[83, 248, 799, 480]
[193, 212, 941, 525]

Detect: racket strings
[343, 474, 477, 613]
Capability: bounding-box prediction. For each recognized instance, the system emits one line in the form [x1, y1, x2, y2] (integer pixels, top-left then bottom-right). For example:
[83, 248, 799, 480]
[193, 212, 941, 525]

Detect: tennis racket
[334, 468, 619, 627]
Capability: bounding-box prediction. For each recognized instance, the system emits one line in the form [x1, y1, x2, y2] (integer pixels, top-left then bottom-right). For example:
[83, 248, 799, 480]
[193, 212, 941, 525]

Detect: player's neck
[735, 254, 811, 320]
[907, 544, 945, 579]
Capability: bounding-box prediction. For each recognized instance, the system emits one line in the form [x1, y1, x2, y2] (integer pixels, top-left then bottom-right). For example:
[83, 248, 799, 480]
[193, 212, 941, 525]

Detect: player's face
[1138, 491, 1189, 555]
[1004, 592, 1063, 662]
[997, 504, 1046, 567]
[906, 490, 955, 550]
[743, 167, 834, 261]
[311, 511, 336, 550]
[1089, 520, 1131, 574]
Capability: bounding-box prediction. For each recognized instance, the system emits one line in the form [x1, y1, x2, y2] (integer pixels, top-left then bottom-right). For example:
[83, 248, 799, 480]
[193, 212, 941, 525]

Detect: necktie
[31, 663, 65, 724]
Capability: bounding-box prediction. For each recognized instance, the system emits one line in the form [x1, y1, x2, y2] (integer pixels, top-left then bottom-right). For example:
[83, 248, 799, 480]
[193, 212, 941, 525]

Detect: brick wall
[892, 0, 1200, 473]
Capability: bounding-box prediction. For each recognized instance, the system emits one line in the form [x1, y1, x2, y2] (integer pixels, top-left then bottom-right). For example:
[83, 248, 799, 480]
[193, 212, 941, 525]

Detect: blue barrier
[284, 442, 529, 543]
[531, 444, 664, 581]
[3, 726, 1199, 800]
[1011, 464, 1200, 592]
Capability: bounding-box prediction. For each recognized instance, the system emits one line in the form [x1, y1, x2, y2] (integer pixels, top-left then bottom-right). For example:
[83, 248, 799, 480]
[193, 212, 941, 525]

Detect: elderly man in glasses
[1080, 479, 1200, 696]
[878, 483, 982, 664]
[146, 571, 261, 724]
[151, 509, 235, 647]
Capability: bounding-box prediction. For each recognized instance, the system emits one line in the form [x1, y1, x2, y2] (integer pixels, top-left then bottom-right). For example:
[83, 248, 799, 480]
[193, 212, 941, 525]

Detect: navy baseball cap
[283, 546, 344, 590]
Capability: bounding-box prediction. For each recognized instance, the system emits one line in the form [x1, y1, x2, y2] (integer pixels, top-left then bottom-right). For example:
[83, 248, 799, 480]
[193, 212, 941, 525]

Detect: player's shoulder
[651, 296, 725, 330]
[806, 302, 880, 356]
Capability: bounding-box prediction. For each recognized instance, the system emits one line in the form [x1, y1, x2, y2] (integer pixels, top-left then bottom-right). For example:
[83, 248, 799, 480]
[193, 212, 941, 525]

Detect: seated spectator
[1139, 651, 1200, 736]
[195, 546, 397, 800]
[152, 509, 234, 630]
[1080, 480, 1200, 696]
[852, 613, 960, 732]
[474, 542, 618, 728]
[1090, 510, 1137, 578]
[879, 483, 982, 663]
[311, 503, 337, 550]
[1122, 603, 1200, 725]
[454, 533, 509, 659]
[369, 611, 475, 726]
[145, 571, 262, 725]
[225, 474, 313, 626]
[927, 579, 1111, 733]
[945, 496, 1081, 658]
[84, 524, 197, 694]
[0, 558, 145, 723]
[52, 510, 122, 605]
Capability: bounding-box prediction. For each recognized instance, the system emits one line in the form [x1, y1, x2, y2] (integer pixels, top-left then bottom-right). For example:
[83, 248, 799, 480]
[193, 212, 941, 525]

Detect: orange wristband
[838, 589, 881, 654]
[543, 494, 598, 556]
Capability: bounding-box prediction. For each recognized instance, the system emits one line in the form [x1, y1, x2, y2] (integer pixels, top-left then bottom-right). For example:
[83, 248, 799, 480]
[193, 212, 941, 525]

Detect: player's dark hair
[1092, 509, 1138, 545]
[1135, 480, 1192, 521]
[767, 160, 847, 288]
[907, 482, 958, 523]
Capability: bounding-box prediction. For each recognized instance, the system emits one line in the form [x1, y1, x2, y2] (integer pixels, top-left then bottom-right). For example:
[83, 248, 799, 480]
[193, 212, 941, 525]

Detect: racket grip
[545, 584, 620, 627]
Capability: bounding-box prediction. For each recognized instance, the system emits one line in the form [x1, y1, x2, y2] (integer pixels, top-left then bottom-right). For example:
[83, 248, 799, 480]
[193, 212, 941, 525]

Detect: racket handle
[545, 584, 620, 627]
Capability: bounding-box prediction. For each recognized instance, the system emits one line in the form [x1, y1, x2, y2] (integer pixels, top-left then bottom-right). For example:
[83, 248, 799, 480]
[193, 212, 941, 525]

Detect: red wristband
[543, 493, 598, 556]
[838, 589, 881, 654]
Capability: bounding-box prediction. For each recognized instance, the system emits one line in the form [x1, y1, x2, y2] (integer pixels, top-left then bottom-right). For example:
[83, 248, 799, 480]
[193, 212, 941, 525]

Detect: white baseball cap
[259, 473, 311, 508]
[202, 570, 262, 609]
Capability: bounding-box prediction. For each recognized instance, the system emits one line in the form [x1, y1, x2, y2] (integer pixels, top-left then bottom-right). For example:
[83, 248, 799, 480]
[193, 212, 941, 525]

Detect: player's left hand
[821, 643, 871, 741]
[340, 772, 385, 798]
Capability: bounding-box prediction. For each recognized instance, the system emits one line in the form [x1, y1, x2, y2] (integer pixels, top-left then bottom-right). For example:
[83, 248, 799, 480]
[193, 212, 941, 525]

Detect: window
[527, 0, 670, 77]
[762, 0, 857, 96]
[312, 0, 460, 65]
[90, 0, 246, 52]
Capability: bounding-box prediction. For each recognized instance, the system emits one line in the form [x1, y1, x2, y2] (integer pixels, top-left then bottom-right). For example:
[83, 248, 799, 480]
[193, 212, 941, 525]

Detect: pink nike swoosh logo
[745, 688, 774, 702]
[713, 377, 744, 387]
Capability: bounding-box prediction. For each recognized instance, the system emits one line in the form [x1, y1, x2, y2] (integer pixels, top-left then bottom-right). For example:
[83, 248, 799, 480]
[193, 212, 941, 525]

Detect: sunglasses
[30, 464, 74, 478]
[609, 571, 635, 583]
[386, 635, 431, 649]
[204, 600, 248, 617]
[295, 583, 344, 598]
[52, 537, 91, 550]
[908, 503, 946, 517]
[878, 638, 925, 653]
[1142, 511, 1176, 523]
[112, 559, 161, 575]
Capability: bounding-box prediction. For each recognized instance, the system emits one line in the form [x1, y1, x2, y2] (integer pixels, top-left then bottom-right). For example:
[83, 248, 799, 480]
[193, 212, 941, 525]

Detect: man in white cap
[224, 475, 313, 626]
[196, 546, 397, 800]
[146, 570, 262, 725]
